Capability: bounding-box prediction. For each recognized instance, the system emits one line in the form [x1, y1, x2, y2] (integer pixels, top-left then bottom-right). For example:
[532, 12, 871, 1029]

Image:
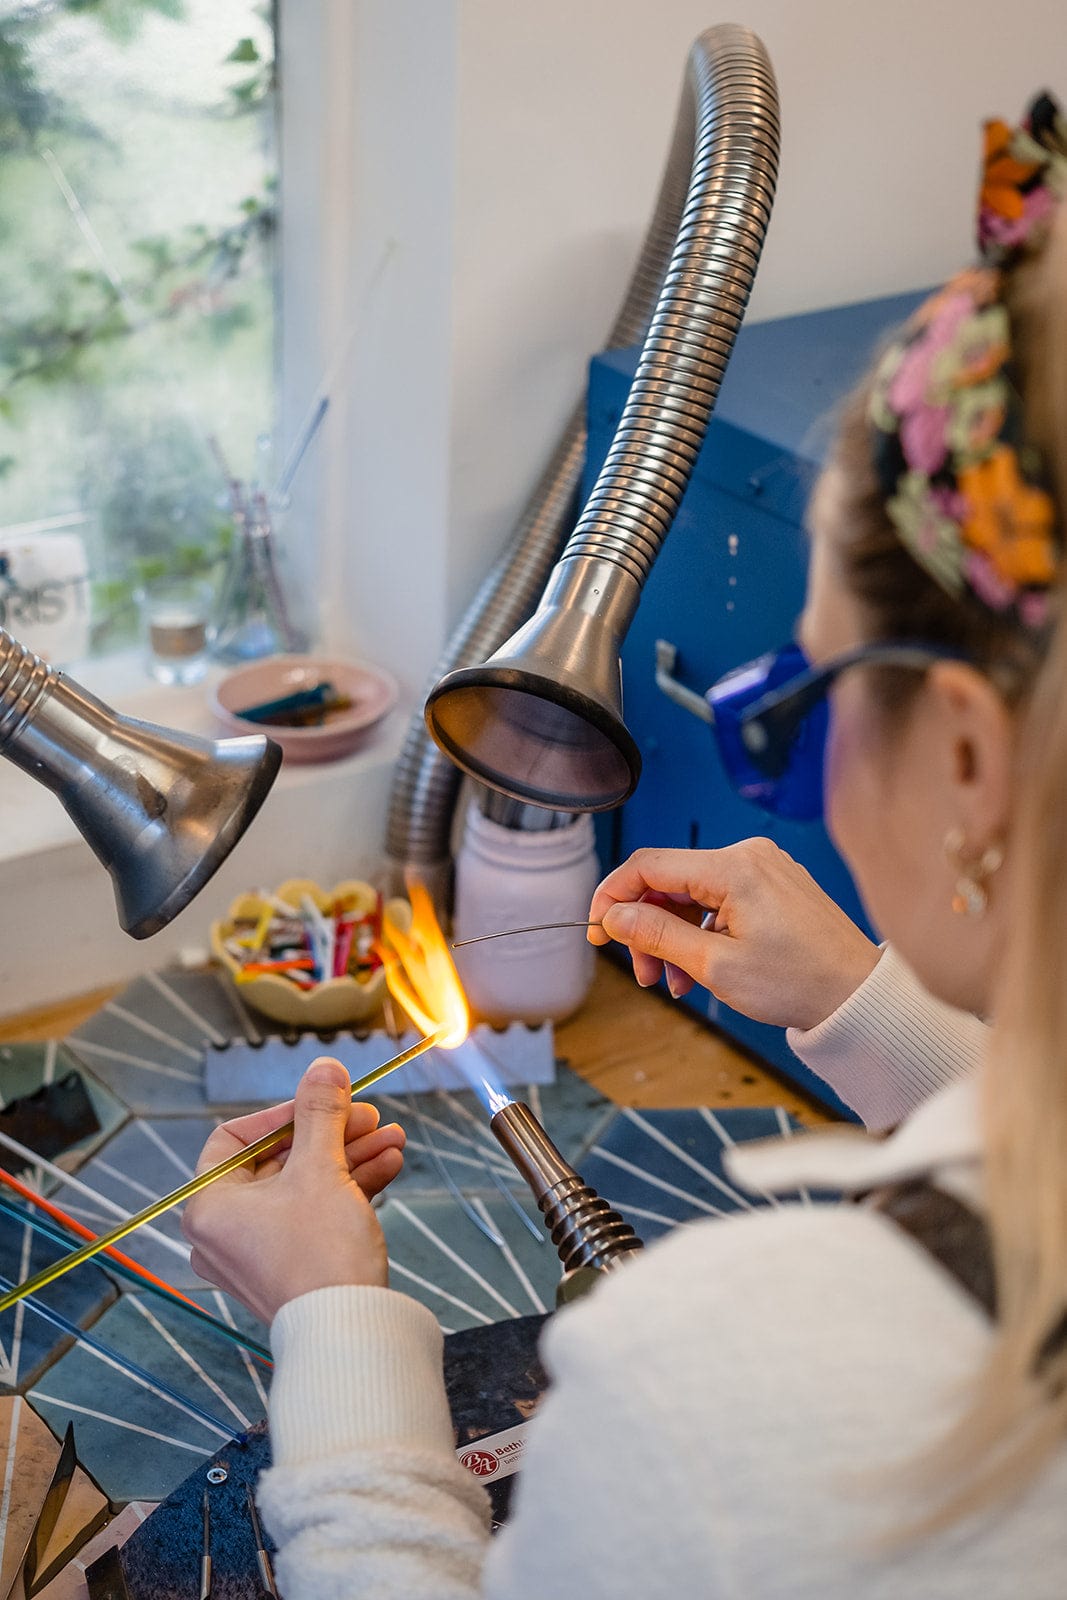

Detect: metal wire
[451, 921, 603, 948]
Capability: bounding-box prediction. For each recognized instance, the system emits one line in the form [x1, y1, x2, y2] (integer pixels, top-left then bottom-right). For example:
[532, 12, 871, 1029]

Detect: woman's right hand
[588, 838, 880, 1032]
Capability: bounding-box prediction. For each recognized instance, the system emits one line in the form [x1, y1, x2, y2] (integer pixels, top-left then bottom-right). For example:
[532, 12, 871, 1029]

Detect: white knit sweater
[258, 950, 1067, 1598]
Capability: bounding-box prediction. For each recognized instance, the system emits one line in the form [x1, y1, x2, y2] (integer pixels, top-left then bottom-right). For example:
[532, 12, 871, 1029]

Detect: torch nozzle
[490, 1101, 642, 1281]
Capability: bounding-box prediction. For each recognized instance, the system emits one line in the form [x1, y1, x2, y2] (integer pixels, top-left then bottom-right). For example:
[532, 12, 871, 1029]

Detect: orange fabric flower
[958, 445, 1057, 586]
[980, 119, 1043, 222]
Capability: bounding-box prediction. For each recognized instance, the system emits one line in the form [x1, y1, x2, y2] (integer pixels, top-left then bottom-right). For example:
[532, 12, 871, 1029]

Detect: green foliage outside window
[0, 0, 276, 653]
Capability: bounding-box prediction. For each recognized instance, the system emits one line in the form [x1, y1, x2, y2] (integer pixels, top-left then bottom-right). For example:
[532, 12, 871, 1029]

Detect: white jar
[452, 806, 599, 1024]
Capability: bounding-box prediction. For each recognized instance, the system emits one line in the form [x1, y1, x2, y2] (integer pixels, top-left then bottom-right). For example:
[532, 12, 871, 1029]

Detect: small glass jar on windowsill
[135, 575, 215, 687]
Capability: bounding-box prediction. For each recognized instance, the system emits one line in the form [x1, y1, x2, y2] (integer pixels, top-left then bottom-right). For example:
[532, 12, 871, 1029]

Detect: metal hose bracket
[0, 630, 57, 748]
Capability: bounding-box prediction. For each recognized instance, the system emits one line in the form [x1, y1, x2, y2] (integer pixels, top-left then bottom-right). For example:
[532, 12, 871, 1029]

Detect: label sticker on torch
[457, 1422, 529, 1481]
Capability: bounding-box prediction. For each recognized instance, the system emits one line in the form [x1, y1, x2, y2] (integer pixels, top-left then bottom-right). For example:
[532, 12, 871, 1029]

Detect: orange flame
[380, 882, 470, 1051]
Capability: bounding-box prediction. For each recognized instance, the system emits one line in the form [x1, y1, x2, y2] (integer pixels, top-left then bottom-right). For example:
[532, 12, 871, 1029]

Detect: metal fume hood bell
[423, 24, 780, 814]
[0, 628, 281, 938]
[425, 561, 640, 812]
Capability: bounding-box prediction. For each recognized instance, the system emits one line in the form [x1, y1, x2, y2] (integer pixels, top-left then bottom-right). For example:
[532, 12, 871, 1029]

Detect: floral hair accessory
[869, 92, 1067, 629]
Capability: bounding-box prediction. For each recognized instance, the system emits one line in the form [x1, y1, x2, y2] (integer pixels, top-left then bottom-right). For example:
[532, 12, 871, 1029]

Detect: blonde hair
[834, 198, 1067, 1525]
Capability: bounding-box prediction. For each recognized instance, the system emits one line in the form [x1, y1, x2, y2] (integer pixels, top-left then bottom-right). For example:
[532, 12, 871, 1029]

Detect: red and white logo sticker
[456, 1422, 528, 1483]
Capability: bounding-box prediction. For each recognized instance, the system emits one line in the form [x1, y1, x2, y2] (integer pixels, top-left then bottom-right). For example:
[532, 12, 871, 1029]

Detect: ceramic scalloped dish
[211, 877, 409, 1030]
[209, 655, 399, 764]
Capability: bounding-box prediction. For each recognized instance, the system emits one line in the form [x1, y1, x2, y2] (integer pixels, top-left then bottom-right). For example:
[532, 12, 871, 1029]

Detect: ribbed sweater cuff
[269, 1286, 453, 1468]
[785, 945, 987, 1132]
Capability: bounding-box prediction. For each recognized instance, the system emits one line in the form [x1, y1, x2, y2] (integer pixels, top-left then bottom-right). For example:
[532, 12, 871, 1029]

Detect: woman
[184, 96, 1067, 1596]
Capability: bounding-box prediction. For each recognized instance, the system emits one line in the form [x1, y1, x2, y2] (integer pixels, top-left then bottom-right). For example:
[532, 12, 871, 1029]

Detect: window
[0, 0, 277, 663]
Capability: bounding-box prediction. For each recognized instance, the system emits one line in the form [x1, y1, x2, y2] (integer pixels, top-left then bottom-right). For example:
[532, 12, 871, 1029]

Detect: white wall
[290, 0, 459, 680]
[441, 0, 1067, 637]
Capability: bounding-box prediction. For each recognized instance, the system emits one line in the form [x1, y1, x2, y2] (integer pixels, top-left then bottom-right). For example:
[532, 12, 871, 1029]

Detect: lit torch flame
[380, 882, 470, 1051]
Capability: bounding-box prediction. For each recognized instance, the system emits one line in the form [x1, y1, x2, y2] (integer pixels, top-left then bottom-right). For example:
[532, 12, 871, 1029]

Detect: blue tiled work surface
[65, 975, 233, 1116]
[0, 1042, 128, 1184]
[49, 1116, 223, 1292]
[0, 1206, 116, 1394]
[581, 1104, 813, 1240]
[2, 966, 841, 1513]
[30, 1290, 269, 1503]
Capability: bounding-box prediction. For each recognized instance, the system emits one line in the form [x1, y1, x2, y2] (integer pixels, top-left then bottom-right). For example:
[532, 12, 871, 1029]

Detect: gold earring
[943, 827, 1005, 917]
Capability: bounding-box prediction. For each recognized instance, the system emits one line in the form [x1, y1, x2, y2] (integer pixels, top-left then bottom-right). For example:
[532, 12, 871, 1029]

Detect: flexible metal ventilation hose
[386, 23, 779, 868]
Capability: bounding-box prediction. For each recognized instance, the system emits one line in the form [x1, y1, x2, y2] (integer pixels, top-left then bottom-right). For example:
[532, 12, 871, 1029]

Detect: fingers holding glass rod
[0, 1028, 445, 1318]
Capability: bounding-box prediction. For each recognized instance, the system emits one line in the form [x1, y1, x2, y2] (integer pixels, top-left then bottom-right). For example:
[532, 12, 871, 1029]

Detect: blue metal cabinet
[584, 290, 926, 1110]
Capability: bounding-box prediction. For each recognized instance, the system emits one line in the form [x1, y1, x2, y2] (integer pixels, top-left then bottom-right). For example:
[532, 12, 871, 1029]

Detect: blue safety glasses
[708, 640, 961, 821]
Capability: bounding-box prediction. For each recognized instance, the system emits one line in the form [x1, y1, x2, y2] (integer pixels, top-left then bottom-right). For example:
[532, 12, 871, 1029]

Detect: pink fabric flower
[886, 294, 971, 416]
[1018, 590, 1052, 629]
[963, 549, 1016, 610]
[871, 92, 1067, 632]
[928, 484, 969, 521]
[980, 185, 1057, 250]
[899, 404, 950, 474]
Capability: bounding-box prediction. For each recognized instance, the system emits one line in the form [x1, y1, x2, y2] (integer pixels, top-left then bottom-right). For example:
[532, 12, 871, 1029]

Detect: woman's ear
[925, 661, 1016, 843]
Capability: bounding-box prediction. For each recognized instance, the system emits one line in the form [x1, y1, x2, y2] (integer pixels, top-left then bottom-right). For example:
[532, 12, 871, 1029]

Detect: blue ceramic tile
[377, 1193, 559, 1333]
[145, 969, 260, 1046]
[373, 1063, 615, 1199]
[581, 1105, 823, 1242]
[50, 1117, 222, 1291]
[29, 1289, 269, 1503]
[373, 1085, 523, 1197]
[177, 1285, 270, 1356]
[0, 1202, 116, 1393]
[66, 973, 229, 1115]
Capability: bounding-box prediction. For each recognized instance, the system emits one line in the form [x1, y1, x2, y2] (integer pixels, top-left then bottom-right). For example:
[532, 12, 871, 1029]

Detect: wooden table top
[0, 955, 833, 1124]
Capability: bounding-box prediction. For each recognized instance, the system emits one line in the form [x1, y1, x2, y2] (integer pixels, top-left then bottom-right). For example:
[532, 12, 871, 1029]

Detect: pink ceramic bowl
[210, 655, 399, 764]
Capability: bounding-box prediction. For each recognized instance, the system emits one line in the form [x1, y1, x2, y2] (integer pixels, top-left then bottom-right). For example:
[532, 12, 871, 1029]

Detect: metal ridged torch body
[491, 1101, 642, 1282]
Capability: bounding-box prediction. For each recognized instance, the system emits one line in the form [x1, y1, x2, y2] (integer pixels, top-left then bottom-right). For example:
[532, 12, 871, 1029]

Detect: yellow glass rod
[0, 1029, 447, 1318]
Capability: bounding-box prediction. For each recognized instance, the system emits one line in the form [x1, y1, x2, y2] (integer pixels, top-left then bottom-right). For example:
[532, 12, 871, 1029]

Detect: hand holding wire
[589, 838, 881, 1031]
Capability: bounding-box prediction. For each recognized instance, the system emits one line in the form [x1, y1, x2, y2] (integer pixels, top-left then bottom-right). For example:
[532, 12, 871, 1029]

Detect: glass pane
[0, 0, 276, 662]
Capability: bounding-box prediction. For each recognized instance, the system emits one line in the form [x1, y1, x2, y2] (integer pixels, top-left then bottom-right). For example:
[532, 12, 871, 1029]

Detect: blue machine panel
[584, 290, 926, 1110]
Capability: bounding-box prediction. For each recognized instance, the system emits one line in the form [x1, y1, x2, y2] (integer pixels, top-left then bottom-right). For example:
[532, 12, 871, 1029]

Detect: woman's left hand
[182, 1058, 405, 1326]
[588, 840, 879, 1029]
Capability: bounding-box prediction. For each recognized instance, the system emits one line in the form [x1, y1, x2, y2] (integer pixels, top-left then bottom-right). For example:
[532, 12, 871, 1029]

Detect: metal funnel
[424, 25, 779, 813]
[0, 629, 281, 938]
[425, 560, 640, 811]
